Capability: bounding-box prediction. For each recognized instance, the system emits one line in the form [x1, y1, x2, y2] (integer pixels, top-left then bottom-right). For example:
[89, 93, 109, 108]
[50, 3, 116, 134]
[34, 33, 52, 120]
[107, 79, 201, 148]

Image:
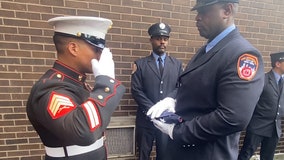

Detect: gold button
[104, 87, 110, 92]
[77, 32, 81, 37]
[98, 95, 103, 100]
[78, 75, 83, 81]
[56, 74, 62, 78]
[110, 79, 115, 83]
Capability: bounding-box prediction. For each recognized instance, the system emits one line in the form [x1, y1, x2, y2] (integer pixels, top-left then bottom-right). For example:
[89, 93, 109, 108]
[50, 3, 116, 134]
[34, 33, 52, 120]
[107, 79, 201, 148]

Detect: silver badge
[159, 23, 166, 29]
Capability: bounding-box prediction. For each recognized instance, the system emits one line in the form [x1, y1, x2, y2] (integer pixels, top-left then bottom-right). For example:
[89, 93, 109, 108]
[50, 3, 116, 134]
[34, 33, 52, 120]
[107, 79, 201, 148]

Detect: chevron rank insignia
[47, 92, 76, 119]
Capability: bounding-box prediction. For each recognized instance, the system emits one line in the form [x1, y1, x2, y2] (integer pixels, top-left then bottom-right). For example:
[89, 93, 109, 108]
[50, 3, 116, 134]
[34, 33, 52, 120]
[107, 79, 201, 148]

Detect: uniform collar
[206, 24, 236, 53]
[272, 69, 283, 83]
[152, 52, 166, 62]
[53, 60, 87, 83]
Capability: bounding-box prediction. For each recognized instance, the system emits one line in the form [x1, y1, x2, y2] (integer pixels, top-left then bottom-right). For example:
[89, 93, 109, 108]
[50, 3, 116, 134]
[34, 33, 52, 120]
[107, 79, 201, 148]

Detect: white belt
[45, 136, 104, 157]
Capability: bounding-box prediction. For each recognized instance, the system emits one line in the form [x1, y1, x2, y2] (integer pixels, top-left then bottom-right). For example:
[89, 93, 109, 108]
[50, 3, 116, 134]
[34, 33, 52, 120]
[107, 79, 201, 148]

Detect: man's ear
[223, 3, 233, 16]
[67, 41, 79, 57]
[276, 61, 281, 68]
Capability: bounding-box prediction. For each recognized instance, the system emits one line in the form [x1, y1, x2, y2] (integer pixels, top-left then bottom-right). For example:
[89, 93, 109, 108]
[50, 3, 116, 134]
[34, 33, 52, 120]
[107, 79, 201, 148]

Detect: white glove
[147, 97, 176, 119]
[91, 48, 115, 79]
[152, 119, 175, 139]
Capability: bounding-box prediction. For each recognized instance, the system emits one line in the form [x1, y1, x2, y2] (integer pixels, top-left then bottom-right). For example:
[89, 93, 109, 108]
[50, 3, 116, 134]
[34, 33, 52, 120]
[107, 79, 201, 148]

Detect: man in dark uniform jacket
[147, 0, 265, 160]
[131, 22, 183, 160]
[238, 52, 284, 160]
[26, 16, 125, 160]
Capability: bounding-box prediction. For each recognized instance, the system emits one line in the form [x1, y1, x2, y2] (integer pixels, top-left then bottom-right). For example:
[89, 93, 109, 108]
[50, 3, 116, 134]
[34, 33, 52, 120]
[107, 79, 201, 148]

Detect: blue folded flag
[155, 111, 182, 124]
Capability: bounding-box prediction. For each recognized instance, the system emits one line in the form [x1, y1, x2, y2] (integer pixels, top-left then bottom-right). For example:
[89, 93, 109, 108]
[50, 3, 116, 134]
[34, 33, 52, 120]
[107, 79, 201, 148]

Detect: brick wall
[0, 0, 284, 159]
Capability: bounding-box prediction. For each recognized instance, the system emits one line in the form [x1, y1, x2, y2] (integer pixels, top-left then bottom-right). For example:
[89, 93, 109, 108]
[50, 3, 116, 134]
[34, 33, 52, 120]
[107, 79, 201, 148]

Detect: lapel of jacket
[181, 29, 238, 77]
[268, 70, 279, 95]
[181, 44, 219, 77]
[147, 54, 161, 79]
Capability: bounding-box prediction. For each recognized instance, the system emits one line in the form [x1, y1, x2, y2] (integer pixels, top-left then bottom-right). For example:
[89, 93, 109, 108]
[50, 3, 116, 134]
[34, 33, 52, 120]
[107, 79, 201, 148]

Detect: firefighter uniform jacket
[166, 29, 265, 160]
[246, 70, 284, 138]
[131, 54, 183, 128]
[26, 60, 125, 160]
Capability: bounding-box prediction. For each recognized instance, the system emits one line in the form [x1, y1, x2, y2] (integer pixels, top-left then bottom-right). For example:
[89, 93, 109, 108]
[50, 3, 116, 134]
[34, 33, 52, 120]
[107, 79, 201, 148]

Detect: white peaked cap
[48, 16, 112, 40]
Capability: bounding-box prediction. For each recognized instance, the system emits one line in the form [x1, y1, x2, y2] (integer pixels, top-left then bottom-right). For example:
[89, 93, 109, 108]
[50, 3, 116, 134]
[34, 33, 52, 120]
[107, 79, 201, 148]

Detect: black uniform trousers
[238, 130, 279, 160]
[136, 118, 169, 160]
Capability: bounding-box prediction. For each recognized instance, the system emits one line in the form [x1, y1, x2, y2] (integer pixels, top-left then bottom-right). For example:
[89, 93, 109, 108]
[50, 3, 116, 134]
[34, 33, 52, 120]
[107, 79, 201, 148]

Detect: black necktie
[279, 77, 283, 91]
[158, 57, 164, 76]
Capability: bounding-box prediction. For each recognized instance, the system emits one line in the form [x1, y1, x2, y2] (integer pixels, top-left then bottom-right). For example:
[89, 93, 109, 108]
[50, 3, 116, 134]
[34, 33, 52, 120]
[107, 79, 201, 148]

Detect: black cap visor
[54, 32, 105, 49]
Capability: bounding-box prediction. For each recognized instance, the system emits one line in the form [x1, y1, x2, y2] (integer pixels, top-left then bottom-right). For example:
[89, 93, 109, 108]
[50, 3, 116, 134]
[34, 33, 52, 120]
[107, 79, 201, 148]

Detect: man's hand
[152, 119, 175, 139]
[147, 97, 176, 119]
[91, 48, 115, 79]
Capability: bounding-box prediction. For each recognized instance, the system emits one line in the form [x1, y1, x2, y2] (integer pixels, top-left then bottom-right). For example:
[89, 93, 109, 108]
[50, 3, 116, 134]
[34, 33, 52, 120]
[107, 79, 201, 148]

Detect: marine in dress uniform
[147, 0, 265, 160]
[131, 23, 183, 160]
[238, 52, 284, 160]
[26, 16, 125, 160]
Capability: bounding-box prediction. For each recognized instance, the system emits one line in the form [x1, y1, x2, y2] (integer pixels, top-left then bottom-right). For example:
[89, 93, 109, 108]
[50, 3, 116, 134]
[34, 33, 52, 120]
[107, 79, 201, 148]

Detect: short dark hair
[53, 34, 69, 54]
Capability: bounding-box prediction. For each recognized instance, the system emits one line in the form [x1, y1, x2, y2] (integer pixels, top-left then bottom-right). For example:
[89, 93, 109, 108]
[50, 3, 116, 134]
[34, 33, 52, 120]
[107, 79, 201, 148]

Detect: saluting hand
[91, 48, 115, 79]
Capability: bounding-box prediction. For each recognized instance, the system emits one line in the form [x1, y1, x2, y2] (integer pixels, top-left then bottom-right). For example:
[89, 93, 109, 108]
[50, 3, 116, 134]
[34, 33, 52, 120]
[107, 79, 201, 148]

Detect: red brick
[0, 100, 23, 107]
[0, 133, 16, 139]
[77, 9, 100, 17]
[0, 73, 21, 79]
[30, 36, 53, 44]
[8, 65, 32, 72]
[7, 150, 29, 156]
[5, 34, 30, 42]
[40, 0, 64, 6]
[1, 2, 27, 11]
[142, 2, 163, 10]
[11, 93, 30, 100]
[0, 10, 15, 18]
[27, 4, 52, 13]
[15, 120, 31, 126]
[6, 50, 31, 57]
[4, 126, 27, 133]
[0, 42, 19, 49]
[18, 27, 43, 36]
[53, 7, 76, 15]
[0, 152, 7, 157]
[0, 94, 11, 100]
[15, 11, 41, 20]
[65, 1, 88, 8]
[132, 8, 151, 16]
[0, 145, 17, 151]
[29, 20, 51, 29]
[19, 43, 44, 51]
[3, 18, 29, 27]
[22, 73, 43, 79]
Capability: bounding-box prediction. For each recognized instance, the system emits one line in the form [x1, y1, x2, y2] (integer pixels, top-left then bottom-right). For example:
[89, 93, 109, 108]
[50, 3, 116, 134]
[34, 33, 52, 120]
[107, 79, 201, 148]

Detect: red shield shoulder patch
[47, 92, 76, 119]
[237, 53, 258, 81]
